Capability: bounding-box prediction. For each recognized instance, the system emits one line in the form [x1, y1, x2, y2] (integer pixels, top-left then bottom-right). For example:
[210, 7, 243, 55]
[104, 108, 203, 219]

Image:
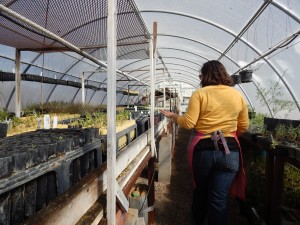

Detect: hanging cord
[138, 168, 156, 215]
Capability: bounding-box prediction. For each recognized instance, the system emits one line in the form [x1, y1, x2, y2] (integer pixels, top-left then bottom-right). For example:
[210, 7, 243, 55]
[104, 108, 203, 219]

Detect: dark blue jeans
[192, 149, 239, 225]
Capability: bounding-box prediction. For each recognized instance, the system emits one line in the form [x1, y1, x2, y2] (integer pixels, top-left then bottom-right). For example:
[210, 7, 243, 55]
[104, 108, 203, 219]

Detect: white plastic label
[52, 116, 58, 128]
[44, 115, 51, 129]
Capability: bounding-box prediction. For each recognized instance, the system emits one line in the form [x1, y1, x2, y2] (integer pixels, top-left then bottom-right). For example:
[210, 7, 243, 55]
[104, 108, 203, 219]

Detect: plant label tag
[53, 116, 58, 128]
[44, 115, 51, 129]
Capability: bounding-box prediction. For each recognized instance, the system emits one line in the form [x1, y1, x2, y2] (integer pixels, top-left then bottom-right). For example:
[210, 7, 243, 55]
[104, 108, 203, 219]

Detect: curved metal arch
[140, 9, 236, 38]
[122, 57, 258, 114]
[139, 9, 300, 113]
[158, 33, 237, 62]
[157, 68, 198, 76]
[155, 76, 199, 87]
[109, 60, 201, 103]
[118, 72, 200, 103]
[131, 74, 200, 91]
[118, 56, 201, 71]
[155, 72, 200, 82]
[129, 77, 198, 95]
[156, 62, 198, 73]
[116, 33, 241, 69]
[133, 70, 199, 85]
[137, 79, 198, 99]
[158, 56, 202, 67]
[122, 63, 199, 84]
[271, 1, 300, 24]
[118, 58, 148, 70]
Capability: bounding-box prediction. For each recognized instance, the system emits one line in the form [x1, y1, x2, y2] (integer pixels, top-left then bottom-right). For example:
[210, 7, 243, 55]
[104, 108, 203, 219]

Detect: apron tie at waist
[211, 130, 230, 155]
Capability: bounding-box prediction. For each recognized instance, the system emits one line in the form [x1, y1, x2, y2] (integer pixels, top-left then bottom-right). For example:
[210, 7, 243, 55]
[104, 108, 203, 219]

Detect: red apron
[187, 131, 246, 200]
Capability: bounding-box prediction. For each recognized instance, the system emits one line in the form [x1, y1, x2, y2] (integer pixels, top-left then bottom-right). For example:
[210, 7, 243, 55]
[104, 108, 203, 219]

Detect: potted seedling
[248, 105, 256, 119]
[0, 108, 10, 138]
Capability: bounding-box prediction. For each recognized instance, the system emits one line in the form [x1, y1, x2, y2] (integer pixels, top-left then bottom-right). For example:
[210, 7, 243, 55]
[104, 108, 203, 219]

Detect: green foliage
[286, 125, 298, 143]
[23, 101, 108, 115]
[249, 155, 300, 217]
[248, 113, 266, 134]
[283, 164, 300, 209]
[256, 79, 296, 118]
[274, 124, 287, 141]
[0, 109, 10, 122]
[270, 123, 300, 144]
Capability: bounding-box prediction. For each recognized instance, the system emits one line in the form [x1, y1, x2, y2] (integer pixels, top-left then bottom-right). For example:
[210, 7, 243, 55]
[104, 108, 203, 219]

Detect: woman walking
[161, 60, 249, 225]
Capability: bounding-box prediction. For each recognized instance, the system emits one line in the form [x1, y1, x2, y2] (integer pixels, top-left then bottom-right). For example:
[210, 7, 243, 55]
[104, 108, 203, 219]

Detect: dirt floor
[152, 127, 252, 225]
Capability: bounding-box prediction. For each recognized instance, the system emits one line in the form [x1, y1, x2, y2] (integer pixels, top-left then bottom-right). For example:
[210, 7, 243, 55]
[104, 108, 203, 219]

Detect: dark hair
[200, 60, 233, 87]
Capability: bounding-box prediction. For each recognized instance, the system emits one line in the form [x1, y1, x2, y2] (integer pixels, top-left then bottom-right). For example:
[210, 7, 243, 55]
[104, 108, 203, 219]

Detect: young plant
[248, 113, 266, 134]
[270, 133, 279, 149]
[286, 125, 297, 143]
[274, 124, 287, 142]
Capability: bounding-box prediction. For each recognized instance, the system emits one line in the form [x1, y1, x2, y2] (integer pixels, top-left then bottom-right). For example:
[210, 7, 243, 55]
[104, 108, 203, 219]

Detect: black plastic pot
[231, 75, 241, 86]
[0, 122, 8, 138]
[239, 70, 253, 83]
[248, 111, 256, 119]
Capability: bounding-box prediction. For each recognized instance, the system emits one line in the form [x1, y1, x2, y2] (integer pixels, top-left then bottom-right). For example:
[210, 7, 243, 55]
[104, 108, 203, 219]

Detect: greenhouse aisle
[153, 127, 251, 225]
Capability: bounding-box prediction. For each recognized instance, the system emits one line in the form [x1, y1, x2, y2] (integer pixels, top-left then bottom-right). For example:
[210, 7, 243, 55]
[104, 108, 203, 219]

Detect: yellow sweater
[177, 85, 249, 137]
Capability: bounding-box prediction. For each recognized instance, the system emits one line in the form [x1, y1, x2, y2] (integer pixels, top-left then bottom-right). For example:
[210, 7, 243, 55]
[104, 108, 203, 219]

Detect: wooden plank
[265, 151, 274, 224]
[77, 148, 151, 225]
[152, 22, 157, 55]
[115, 182, 129, 213]
[270, 157, 285, 225]
[116, 150, 152, 225]
[148, 157, 155, 225]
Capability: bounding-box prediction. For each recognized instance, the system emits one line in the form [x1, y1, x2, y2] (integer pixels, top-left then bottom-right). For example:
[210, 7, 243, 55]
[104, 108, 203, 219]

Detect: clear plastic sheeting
[131, 0, 300, 119]
[0, 0, 299, 119]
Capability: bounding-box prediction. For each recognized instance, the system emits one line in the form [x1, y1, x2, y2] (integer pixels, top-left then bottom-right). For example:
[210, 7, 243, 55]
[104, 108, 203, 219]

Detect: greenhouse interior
[0, 0, 300, 225]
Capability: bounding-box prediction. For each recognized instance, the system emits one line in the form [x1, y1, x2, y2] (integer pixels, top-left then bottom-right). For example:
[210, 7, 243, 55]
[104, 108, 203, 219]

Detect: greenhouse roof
[0, 0, 300, 119]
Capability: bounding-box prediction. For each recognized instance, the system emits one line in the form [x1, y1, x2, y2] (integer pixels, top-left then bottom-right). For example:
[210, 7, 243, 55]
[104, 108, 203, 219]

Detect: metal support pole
[81, 72, 85, 105]
[15, 49, 21, 117]
[150, 39, 155, 157]
[127, 86, 130, 107]
[163, 70, 166, 108]
[174, 89, 177, 112]
[107, 0, 117, 224]
[0, 4, 148, 87]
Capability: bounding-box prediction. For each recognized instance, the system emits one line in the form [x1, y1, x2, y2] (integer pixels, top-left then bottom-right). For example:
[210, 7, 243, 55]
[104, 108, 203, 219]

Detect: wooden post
[270, 156, 285, 225]
[107, 0, 117, 224]
[163, 70, 166, 109]
[265, 151, 274, 224]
